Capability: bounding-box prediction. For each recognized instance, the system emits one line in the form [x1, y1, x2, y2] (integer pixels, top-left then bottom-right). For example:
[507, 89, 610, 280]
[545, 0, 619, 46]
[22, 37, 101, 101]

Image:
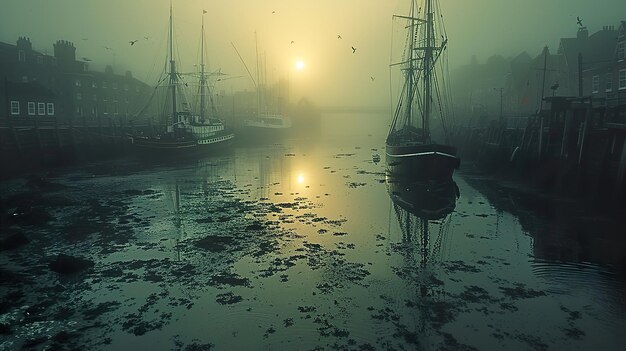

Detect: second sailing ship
[132, 4, 234, 154]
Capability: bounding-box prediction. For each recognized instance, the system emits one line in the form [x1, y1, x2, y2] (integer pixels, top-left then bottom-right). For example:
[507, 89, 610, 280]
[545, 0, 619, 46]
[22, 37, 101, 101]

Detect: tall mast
[255, 31, 261, 116]
[406, 1, 416, 126]
[169, 1, 177, 125]
[423, 0, 433, 141]
[200, 11, 206, 121]
[264, 52, 268, 114]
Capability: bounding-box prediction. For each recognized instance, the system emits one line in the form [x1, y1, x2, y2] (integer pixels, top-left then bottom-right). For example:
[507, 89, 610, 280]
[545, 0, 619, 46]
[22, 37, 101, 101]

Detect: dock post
[616, 136, 626, 199]
[560, 110, 570, 159]
[578, 104, 591, 166]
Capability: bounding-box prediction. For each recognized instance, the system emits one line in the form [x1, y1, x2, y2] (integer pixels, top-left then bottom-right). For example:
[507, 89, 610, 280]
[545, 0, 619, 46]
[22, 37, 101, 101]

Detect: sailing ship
[386, 0, 460, 180]
[132, 4, 234, 154]
[239, 33, 292, 140]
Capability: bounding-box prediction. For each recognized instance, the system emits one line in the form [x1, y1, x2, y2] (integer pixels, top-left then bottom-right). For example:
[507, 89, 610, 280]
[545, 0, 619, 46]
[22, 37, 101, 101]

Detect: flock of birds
[271, 11, 375, 82]
[77, 11, 589, 87]
[78, 9, 377, 81]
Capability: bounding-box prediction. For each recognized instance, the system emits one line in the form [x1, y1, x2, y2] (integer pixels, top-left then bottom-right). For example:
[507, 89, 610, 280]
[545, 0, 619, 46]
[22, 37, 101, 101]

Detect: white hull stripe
[386, 151, 458, 159]
[198, 134, 234, 144]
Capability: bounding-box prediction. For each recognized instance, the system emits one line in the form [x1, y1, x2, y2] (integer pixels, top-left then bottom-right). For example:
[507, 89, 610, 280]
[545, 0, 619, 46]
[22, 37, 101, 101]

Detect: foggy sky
[1, 0, 624, 108]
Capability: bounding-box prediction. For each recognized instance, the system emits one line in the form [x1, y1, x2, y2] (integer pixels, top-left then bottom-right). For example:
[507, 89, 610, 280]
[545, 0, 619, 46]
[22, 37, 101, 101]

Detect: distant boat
[132, 4, 233, 155]
[240, 33, 292, 140]
[385, 0, 460, 180]
[243, 112, 292, 135]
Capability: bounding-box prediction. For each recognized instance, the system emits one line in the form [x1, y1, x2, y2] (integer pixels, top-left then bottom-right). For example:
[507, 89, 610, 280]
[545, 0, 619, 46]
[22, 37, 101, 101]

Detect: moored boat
[238, 33, 293, 142]
[385, 0, 460, 181]
[131, 3, 234, 155]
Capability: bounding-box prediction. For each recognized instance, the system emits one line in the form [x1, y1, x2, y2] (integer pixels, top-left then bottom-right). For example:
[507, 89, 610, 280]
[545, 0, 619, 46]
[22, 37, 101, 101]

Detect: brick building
[0, 37, 151, 126]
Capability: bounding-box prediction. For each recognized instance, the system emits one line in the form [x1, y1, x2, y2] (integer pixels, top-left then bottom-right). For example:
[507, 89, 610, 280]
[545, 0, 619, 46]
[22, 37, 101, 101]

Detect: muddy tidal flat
[1, 113, 625, 350]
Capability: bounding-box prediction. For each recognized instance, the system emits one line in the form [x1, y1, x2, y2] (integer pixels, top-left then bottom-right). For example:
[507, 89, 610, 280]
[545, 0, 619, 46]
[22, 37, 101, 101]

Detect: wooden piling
[616, 135, 626, 198]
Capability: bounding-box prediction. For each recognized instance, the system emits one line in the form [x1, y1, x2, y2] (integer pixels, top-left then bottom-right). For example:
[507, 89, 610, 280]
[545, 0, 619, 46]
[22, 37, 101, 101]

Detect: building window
[592, 75, 600, 93]
[76, 105, 83, 117]
[102, 81, 108, 89]
[606, 74, 613, 92]
[114, 103, 118, 115]
[37, 56, 43, 64]
[38, 102, 46, 115]
[76, 92, 82, 100]
[18, 50, 25, 62]
[10, 101, 20, 115]
[28, 102, 36, 115]
[75, 79, 81, 87]
[619, 69, 626, 90]
[93, 94, 97, 101]
[618, 41, 625, 60]
[21, 76, 28, 83]
[124, 84, 129, 91]
[92, 81, 97, 88]
[103, 95, 108, 102]
[47, 103, 54, 115]
[112, 82, 118, 90]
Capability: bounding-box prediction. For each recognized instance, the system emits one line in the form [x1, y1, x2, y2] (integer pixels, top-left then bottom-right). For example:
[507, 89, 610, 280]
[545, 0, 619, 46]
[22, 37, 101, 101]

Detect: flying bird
[577, 16, 583, 27]
[337, 35, 342, 39]
[82, 57, 92, 62]
[351, 46, 356, 53]
[144, 36, 149, 40]
[103, 46, 112, 50]
[291, 40, 295, 44]
[81, 38, 88, 41]
[272, 11, 276, 14]
[370, 76, 375, 81]
[129, 40, 138, 46]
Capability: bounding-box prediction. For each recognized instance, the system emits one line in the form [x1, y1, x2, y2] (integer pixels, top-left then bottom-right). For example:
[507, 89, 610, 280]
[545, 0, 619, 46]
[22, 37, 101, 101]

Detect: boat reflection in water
[387, 178, 459, 221]
[387, 177, 459, 298]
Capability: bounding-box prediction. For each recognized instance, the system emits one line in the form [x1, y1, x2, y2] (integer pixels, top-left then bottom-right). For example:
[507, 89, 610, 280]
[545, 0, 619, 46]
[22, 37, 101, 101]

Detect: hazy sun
[297, 173, 305, 183]
[295, 60, 305, 71]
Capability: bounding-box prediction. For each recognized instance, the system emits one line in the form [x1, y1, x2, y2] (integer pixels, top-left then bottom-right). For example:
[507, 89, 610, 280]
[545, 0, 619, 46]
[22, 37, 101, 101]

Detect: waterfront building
[0, 37, 151, 127]
[577, 22, 626, 111]
[5, 81, 58, 120]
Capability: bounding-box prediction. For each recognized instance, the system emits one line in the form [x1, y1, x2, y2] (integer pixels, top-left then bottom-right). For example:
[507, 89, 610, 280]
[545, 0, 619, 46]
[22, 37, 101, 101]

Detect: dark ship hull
[386, 132, 460, 181]
[131, 131, 233, 157]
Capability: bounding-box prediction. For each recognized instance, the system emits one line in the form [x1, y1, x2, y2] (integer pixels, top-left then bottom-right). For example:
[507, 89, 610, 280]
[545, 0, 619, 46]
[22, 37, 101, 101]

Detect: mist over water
[1, 113, 625, 350]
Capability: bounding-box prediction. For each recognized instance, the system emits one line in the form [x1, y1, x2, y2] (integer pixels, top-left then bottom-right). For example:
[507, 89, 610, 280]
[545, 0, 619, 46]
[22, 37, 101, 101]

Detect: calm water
[1, 112, 625, 350]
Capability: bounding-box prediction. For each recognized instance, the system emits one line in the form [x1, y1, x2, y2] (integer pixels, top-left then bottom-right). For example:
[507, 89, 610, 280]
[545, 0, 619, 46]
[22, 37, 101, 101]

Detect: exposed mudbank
[1, 141, 624, 350]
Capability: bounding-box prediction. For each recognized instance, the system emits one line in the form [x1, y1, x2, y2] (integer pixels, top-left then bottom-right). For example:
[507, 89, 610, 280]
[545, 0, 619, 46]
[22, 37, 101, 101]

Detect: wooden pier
[0, 117, 150, 176]
[457, 96, 626, 206]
